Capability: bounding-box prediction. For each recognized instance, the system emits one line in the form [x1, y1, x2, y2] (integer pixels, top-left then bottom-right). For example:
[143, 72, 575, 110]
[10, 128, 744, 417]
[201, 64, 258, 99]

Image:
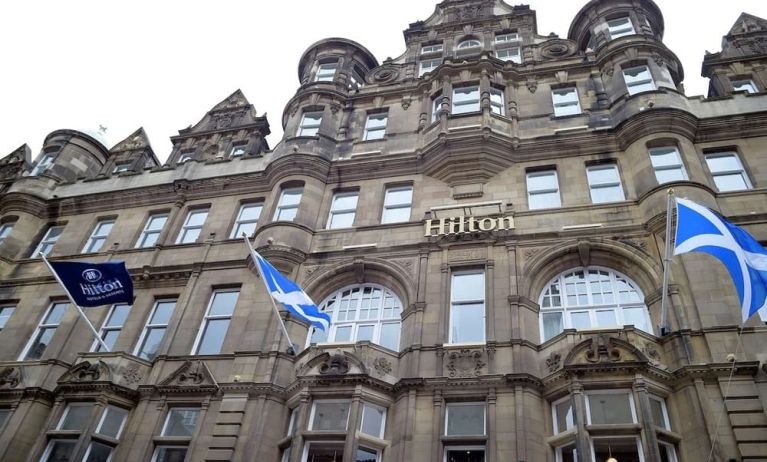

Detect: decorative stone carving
[373, 357, 392, 376]
[319, 353, 350, 375]
[59, 361, 111, 383]
[641, 343, 661, 364]
[449, 248, 485, 262]
[159, 360, 214, 387]
[392, 258, 415, 278]
[0, 366, 22, 388]
[523, 247, 541, 260]
[401, 95, 412, 110]
[446, 349, 485, 378]
[540, 39, 576, 60]
[371, 66, 400, 84]
[526, 78, 538, 93]
[121, 365, 143, 385]
[652, 53, 665, 67]
[546, 352, 562, 372]
[585, 334, 622, 363]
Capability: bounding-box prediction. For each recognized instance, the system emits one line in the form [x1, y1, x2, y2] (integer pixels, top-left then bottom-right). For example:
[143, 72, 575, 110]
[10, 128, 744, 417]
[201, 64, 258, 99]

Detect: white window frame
[0, 306, 14, 330]
[649, 395, 671, 430]
[659, 442, 679, 462]
[419, 58, 442, 77]
[133, 299, 177, 361]
[229, 144, 247, 157]
[364, 113, 388, 141]
[298, 112, 322, 137]
[40, 439, 78, 462]
[0, 223, 13, 244]
[585, 390, 638, 425]
[175, 208, 209, 245]
[495, 33, 520, 44]
[731, 79, 757, 93]
[526, 170, 561, 210]
[648, 146, 688, 184]
[56, 402, 94, 431]
[449, 271, 486, 344]
[191, 289, 239, 355]
[623, 65, 655, 95]
[443, 446, 486, 462]
[590, 436, 645, 462]
[496, 47, 521, 63]
[489, 87, 505, 116]
[273, 187, 303, 222]
[607, 16, 636, 39]
[381, 185, 413, 224]
[151, 446, 189, 462]
[136, 213, 168, 248]
[30, 153, 54, 176]
[551, 87, 582, 117]
[555, 442, 577, 462]
[33, 225, 65, 258]
[82, 219, 115, 254]
[431, 95, 442, 122]
[705, 152, 752, 192]
[356, 446, 382, 462]
[230, 203, 263, 239]
[301, 442, 346, 462]
[308, 400, 351, 432]
[551, 395, 575, 434]
[327, 191, 359, 229]
[457, 39, 481, 50]
[286, 408, 297, 436]
[95, 405, 129, 439]
[315, 61, 338, 82]
[452, 85, 481, 115]
[160, 408, 201, 437]
[445, 402, 486, 436]
[19, 301, 68, 360]
[586, 164, 625, 203]
[82, 442, 115, 462]
[360, 403, 387, 439]
[91, 303, 131, 352]
[421, 44, 443, 55]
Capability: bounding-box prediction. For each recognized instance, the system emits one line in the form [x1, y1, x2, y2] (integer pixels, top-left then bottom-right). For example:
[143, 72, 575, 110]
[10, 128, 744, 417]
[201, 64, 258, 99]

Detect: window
[445, 403, 485, 435]
[539, 268, 651, 341]
[113, 163, 131, 173]
[231, 203, 263, 238]
[178, 153, 193, 164]
[30, 153, 54, 176]
[0, 306, 14, 330]
[419, 58, 442, 77]
[304, 443, 345, 462]
[607, 16, 636, 39]
[152, 409, 201, 461]
[450, 272, 485, 344]
[649, 395, 671, 430]
[457, 39, 481, 49]
[364, 113, 388, 141]
[421, 44, 443, 55]
[349, 66, 366, 89]
[152, 446, 190, 462]
[732, 79, 757, 93]
[307, 284, 402, 351]
[552, 396, 574, 434]
[193, 289, 239, 355]
[20, 302, 68, 360]
[496, 47, 521, 63]
[445, 446, 485, 462]
[355, 447, 380, 462]
[82, 219, 115, 253]
[360, 403, 386, 438]
[555, 442, 577, 462]
[315, 61, 338, 82]
[432, 95, 442, 122]
[92, 303, 130, 352]
[586, 391, 636, 424]
[175, 208, 209, 244]
[310, 401, 350, 431]
[57, 402, 94, 430]
[327, 192, 359, 229]
[527, 170, 561, 210]
[298, 112, 322, 137]
[592, 437, 643, 462]
[96, 405, 129, 438]
[705, 152, 752, 192]
[33, 225, 64, 258]
[0, 223, 13, 244]
[551, 87, 582, 117]
[495, 33, 519, 44]
[229, 144, 247, 157]
[623, 65, 655, 95]
[136, 213, 168, 248]
[274, 187, 303, 221]
[586, 164, 625, 203]
[0, 409, 10, 428]
[82, 442, 115, 462]
[489, 87, 504, 116]
[649, 147, 687, 183]
[660, 442, 679, 462]
[381, 185, 413, 224]
[452, 86, 480, 115]
[135, 299, 177, 361]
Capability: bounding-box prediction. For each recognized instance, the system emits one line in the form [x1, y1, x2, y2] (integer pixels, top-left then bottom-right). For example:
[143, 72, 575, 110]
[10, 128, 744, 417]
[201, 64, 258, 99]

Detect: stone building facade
[1, 0, 766, 461]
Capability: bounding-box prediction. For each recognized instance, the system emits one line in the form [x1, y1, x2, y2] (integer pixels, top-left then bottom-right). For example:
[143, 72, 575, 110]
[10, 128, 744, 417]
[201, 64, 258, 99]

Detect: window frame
[55, 402, 94, 431]
[19, 301, 68, 360]
[731, 79, 757, 93]
[551, 87, 582, 117]
[82, 219, 115, 254]
[551, 395, 575, 434]
[704, 152, 752, 192]
[30, 153, 55, 176]
[607, 16, 636, 39]
[449, 271, 486, 344]
[160, 407, 201, 437]
[360, 402, 387, 439]
[133, 299, 177, 361]
[175, 208, 209, 245]
[431, 95, 442, 122]
[230, 202, 263, 239]
[444, 402, 486, 436]
[363, 113, 388, 141]
[457, 39, 482, 50]
[315, 61, 339, 82]
[327, 191, 360, 230]
[191, 288, 240, 355]
[308, 400, 351, 432]
[495, 33, 520, 44]
[586, 164, 625, 204]
[135, 213, 169, 248]
[452, 85, 481, 115]
[421, 44, 443, 55]
[273, 187, 304, 222]
[33, 225, 65, 258]
[113, 162, 132, 173]
[589, 436, 645, 462]
[178, 153, 193, 164]
[95, 405, 129, 439]
[91, 303, 131, 352]
[443, 445, 486, 462]
[623, 65, 656, 95]
[489, 87, 505, 116]
[584, 390, 638, 425]
[649, 395, 671, 430]
[419, 58, 443, 77]
[40, 439, 78, 462]
[301, 442, 346, 462]
[648, 146, 688, 184]
[0, 306, 15, 330]
[526, 170, 562, 210]
[0, 222, 13, 244]
[151, 446, 190, 462]
[298, 111, 323, 137]
[496, 47, 521, 63]
[381, 185, 413, 224]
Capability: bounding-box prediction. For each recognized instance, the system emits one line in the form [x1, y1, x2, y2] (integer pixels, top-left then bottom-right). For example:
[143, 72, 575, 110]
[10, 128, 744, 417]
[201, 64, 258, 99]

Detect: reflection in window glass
[360, 404, 385, 437]
[305, 443, 345, 462]
[311, 402, 350, 431]
[83, 441, 113, 462]
[163, 409, 200, 437]
[42, 440, 76, 462]
[97, 405, 129, 438]
[59, 403, 94, 430]
[446, 403, 485, 436]
[450, 273, 485, 343]
[554, 399, 574, 433]
[587, 393, 634, 424]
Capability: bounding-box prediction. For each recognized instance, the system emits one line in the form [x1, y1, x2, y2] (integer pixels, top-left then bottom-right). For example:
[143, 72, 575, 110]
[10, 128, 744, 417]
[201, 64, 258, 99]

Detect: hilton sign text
[424, 215, 515, 237]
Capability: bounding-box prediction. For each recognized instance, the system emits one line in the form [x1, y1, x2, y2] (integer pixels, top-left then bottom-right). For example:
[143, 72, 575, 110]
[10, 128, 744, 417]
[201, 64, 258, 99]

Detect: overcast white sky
[1, 0, 765, 162]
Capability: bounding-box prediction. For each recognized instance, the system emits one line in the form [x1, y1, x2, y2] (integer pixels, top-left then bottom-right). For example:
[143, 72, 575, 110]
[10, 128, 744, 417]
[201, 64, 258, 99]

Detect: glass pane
[596, 309, 616, 327]
[570, 312, 591, 329]
[357, 325, 374, 342]
[555, 400, 573, 433]
[713, 173, 749, 192]
[98, 330, 120, 352]
[332, 194, 359, 211]
[98, 406, 128, 438]
[356, 447, 378, 462]
[154, 447, 188, 462]
[106, 304, 130, 327]
[366, 115, 387, 129]
[592, 438, 640, 461]
[382, 207, 410, 224]
[527, 172, 558, 191]
[239, 204, 262, 221]
[235, 222, 258, 238]
[542, 312, 563, 341]
[60, 403, 93, 430]
[179, 228, 201, 243]
[84, 442, 112, 462]
[147, 215, 168, 231]
[628, 81, 655, 94]
[453, 87, 479, 102]
[95, 221, 114, 236]
[445, 449, 485, 462]
[277, 207, 298, 221]
[281, 189, 303, 206]
[706, 154, 740, 172]
[650, 148, 680, 167]
[451, 273, 485, 302]
[624, 66, 651, 83]
[380, 323, 401, 351]
[529, 191, 561, 210]
[623, 307, 648, 331]
[209, 291, 239, 316]
[451, 303, 485, 343]
[141, 231, 160, 247]
[334, 325, 352, 342]
[138, 327, 165, 360]
[660, 443, 677, 462]
[45, 303, 69, 324]
[552, 89, 577, 104]
[650, 398, 667, 428]
[310, 326, 328, 344]
[164, 409, 200, 437]
[385, 188, 412, 206]
[588, 393, 633, 424]
[587, 166, 619, 184]
[26, 328, 55, 360]
[446, 404, 485, 435]
[591, 184, 624, 203]
[655, 168, 686, 183]
[43, 440, 76, 462]
[186, 211, 208, 227]
[312, 402, 350, 431]
[151, 301, 176, 324]
[197, 319, 231, 354]
[329, 211, 355, 229]
[559, 443, 576, 462]
[46, 226, 64, 240]
[361, 404, 385, 437]
[306, 444, 345, 462]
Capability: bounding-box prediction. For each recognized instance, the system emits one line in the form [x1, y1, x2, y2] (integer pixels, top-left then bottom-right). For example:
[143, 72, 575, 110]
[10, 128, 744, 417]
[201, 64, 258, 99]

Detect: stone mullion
[431, 390, 444, 462]
[514, 385, 527, 461]
[438, 76, 453, 130]
[485, 256, 496, 343]
[438, 248, 449, 346]
[634, 379, 661, 462]
[288, 393, 311, 462]
[342, 388, 364, 462]
[571, 381, 591, 462]
[479, 70, 491, 119]
[157, 200, 184, 246]
[486, 389, 497, 462]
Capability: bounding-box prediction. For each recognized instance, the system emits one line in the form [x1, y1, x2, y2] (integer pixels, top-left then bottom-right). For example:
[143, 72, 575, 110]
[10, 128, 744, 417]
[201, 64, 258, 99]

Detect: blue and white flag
[48, 261, 134, 307]
[674, 198, 767, 323]
[254, 252, 331, 331]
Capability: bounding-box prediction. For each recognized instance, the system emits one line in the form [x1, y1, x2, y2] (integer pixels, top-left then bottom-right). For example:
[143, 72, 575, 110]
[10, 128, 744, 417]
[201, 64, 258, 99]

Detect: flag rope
[705, 326, 744, 462]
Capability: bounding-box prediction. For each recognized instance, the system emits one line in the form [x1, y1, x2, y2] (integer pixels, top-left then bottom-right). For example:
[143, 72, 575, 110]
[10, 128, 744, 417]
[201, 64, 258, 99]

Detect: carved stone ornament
[215, 115, 233, 129]
[159, 360, 213, 387]
[373, 357, 392, 376]
[526, 78, 538, 94]
[546, 352, 562, 372]
[641, 343, 661, 364]
[446, 349, 485, 378]
[401, 95, 412, 110]
[0, 366, 22, 388]
[319, 353, 350, 375]
[371, 66, 400, 84]
[120, 365, 143, 385]
[585, 334, 622, 363]
[540, 39, 576, 60]
[59, 360, 111, 383]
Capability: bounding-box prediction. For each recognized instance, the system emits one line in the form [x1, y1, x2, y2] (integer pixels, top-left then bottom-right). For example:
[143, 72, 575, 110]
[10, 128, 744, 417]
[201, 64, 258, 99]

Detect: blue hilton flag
[254, 252, 331, 331]
[48, 261, 134, 307]
[674, 198, 767, 323]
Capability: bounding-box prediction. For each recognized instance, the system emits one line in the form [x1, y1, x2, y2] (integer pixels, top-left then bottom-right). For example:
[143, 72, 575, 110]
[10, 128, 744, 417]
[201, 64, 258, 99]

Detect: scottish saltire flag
[48, 261, 133, 307]
[674, 198, 767, 322]
[254, 253, 331, 331]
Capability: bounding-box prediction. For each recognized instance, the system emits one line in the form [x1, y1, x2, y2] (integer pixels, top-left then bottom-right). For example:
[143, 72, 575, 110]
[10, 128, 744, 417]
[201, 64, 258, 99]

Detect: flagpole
[241, 234, 297, 355]
[40, 254, 111, 352]
[658, 189, 676, 336]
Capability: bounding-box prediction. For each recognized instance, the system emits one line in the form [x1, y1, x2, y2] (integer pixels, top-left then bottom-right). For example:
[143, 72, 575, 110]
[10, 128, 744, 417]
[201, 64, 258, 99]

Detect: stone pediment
[0, 144, 31, 181]
[177, 89, 270, 138]
[110, 127, 151, 153]
[158, 360, 217, 390]
[564, 334, 648, 368]
[298, 350, 367, 377]
[728, 13, 767, 36]
[58, 360, 112, 383]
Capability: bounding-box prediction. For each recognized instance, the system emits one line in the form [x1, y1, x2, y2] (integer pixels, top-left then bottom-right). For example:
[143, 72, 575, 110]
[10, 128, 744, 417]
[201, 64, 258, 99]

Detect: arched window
[539, 267, 652, 341]
[457, 39, 481, 49]
[307, 284, 402, 351]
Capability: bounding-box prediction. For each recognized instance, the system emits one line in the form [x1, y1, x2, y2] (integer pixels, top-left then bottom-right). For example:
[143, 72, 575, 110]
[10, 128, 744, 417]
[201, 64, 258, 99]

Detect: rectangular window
[162, 408, 201, 437]
[135, 299, 177, 361]
[41, 440, 77, 462]
[660, 442, 679, 462]
[304, 443, 345, 462]
[495, 33, 520, 44]
[152, 446, 188, 462]
[92, 303, 130, 352]
[592, 437, 643, 462]
[230, 203, 263, 238]
[526, 170, 561, 210]
[556, 443, 577, 462]
[364, 113, 388, 141]
[96, 405, 129, 439]
[136, 213, 168, 248]
[82, 219, 115, 253]
[83, 441, 114, 462]
[315, 61, 338, 82]
[607, 16, 635, 39]
[705, 152, 752, 192]
[193, 289, 239, 355]
[20, 302, 68, 360]
[586, 391, 636, 424]
[310, 401, 350, 431]
[490, 87, 504, 116]
[732, 79, 757, 93]
[0, 306, 14, 330]
[0, 223, 13, 244]
[649, 147, 687, 183]
[30, 154, 54, 176]
[445, 403, 485, 436]
[298, 112, 323, 137]
[360, 403, 386, 438]
[113, 163, 131, 173]
[450, 272, 485, 344]
[274, 188, 303, 222]
[229, 144, 247, 157]
[445, 447, 485, 462]
[175, 209, 209, 244]
[587, 164, 625, 203]
[552, 397, 574, 434]
[452, 86, 480, 114]
[623, 65, 655, 95]
[421, 44, 443, 55]
[496, 47, 521, 63]
[431, 95, 442, 122]
[649, 395, 671, 430]
[57, 403, 94, 430]
[419, 58, 442, 77]
[355, 447, 380, 462]
[551, 87, 582, 117]
[327, 192, 359, 229]
[33, 225, 64, 258]
[0, 409, 10, 428]
[381, 185, 413, 224]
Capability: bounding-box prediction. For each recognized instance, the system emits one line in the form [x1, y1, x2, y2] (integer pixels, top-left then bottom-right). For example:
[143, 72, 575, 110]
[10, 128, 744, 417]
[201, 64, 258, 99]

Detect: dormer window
[495, 33, 519, 44]
[496, 47, 521, 63]
[178, 153, 193, 164]
[30, 154, 54, 176]
[607, 16, 635, 39]
[732, 79, 757, 94]
[315, 60, 338, 82]
[113, 163, 131, 173]
[421, 44, 443, 55]
[229, 144, 247, 157]
[457, 39, 482, 50]
[419, 58, 442, 77]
